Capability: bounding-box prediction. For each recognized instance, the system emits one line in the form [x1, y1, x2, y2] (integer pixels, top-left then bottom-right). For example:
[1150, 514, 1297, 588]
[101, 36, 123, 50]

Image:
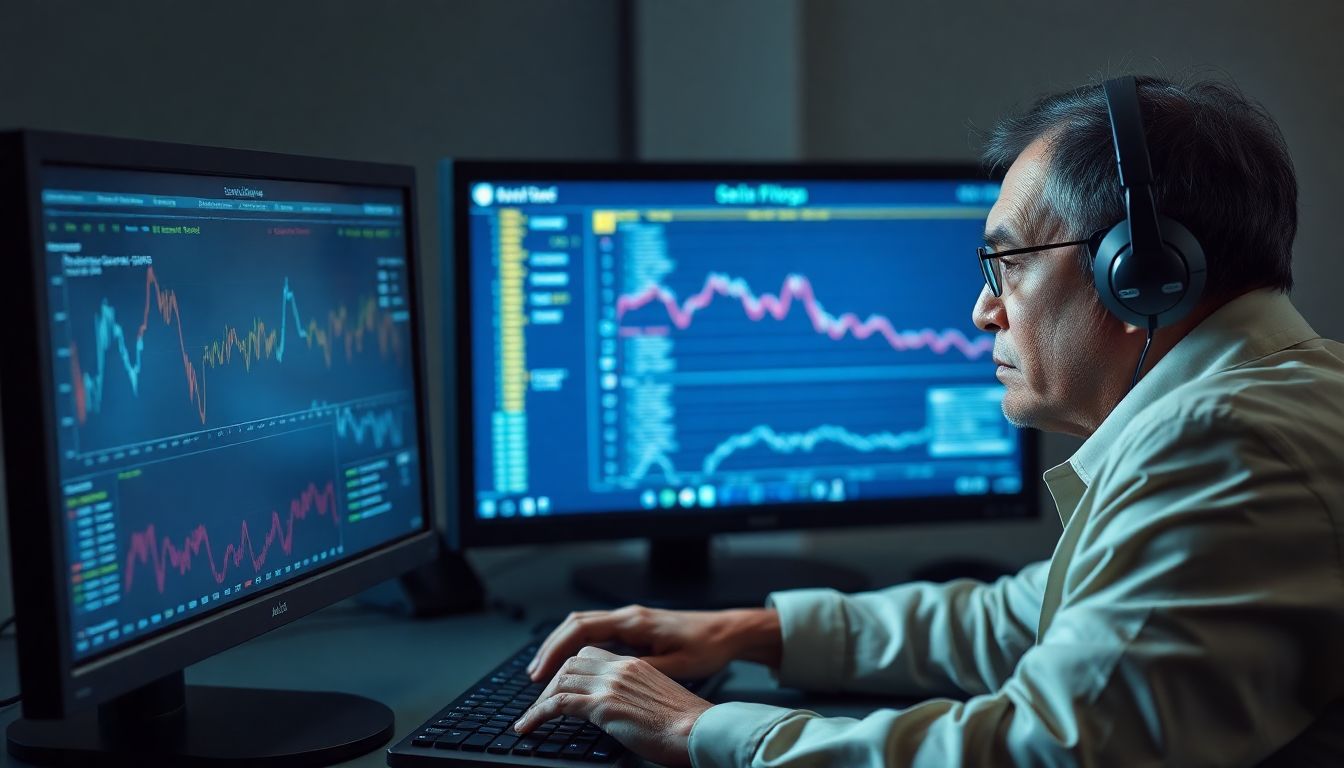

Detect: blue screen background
[464, 177, 1023, 522]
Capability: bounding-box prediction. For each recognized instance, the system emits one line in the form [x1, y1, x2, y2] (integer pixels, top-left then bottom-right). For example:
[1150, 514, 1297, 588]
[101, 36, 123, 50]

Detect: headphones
[1092, 76, 1207, 330]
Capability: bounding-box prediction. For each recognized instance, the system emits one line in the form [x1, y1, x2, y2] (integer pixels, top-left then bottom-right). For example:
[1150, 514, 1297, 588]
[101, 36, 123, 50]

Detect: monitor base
[7, 674, 393, 767]
[573, 537, 869, 609]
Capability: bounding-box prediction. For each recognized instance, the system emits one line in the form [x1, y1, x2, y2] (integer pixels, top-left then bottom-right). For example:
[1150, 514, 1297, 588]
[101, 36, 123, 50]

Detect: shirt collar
[1043, 289, 1317, 523]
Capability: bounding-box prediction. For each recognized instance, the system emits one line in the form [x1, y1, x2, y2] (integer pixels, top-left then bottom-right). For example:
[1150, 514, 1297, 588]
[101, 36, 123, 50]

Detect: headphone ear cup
[1091, 222, 1146, 326]
[1091, 215, 1207, 329]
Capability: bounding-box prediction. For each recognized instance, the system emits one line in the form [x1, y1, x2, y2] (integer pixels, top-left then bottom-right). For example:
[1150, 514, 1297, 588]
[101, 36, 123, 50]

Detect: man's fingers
[531, 655, 609, 708]
[528, 612, 617, 680]
[514, 691, 597, 734]
[577, 645, 621, 660]
[528, 611, 596, 674]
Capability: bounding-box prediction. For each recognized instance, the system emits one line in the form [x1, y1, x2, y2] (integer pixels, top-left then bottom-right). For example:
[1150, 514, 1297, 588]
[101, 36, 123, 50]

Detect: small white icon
[537, 497, 551, 514]
[471, 183, 494, 207]
[641, 490, 657, 509]
[679, 488, 697, 508]
[520, 497, 537, 516]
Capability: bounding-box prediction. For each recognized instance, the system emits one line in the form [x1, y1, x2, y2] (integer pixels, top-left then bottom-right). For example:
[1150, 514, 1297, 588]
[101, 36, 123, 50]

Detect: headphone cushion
[1092, 216, 1207, 327]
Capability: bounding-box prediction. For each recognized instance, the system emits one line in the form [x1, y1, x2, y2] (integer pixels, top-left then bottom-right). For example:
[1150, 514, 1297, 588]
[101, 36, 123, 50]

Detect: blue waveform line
[80, 272, 306, 421]
[274, 277, 308, 363]
[631, 423, 931, 483]
[311, 401, 404, 449]
[84, 300, 144, 416]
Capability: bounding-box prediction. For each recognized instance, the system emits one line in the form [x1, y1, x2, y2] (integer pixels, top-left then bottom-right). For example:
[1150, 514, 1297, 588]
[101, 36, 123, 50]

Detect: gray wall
[0, 0, 626, 621]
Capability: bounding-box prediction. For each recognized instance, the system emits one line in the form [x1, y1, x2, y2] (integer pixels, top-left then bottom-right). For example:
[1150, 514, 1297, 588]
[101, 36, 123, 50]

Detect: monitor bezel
[446, 159, 1039, 550]
[0, 130, 439, 718]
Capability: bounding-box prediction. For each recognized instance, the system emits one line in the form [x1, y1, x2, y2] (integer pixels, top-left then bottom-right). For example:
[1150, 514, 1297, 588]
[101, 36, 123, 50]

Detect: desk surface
[0, 540, 946, 767]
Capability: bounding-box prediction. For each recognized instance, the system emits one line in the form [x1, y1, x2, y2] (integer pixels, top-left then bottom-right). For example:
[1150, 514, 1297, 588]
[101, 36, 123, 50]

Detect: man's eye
[1000, 259, 1020, 270]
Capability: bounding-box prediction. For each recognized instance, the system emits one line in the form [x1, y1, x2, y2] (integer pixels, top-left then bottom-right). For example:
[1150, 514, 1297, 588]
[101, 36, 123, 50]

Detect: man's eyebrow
[982, 225, 1019, 250]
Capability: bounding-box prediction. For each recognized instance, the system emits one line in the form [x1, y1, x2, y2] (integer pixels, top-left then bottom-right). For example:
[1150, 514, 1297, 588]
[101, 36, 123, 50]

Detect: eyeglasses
[976, 228, 1108, 297]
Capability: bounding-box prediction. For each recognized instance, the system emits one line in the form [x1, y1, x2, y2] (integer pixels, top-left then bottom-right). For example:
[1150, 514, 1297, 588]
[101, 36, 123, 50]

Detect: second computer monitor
[448, 162, 1036, 560]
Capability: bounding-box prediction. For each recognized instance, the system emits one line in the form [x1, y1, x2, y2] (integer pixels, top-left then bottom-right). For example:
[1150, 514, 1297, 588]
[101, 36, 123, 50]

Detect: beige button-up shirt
[689, 289, 1344, 767]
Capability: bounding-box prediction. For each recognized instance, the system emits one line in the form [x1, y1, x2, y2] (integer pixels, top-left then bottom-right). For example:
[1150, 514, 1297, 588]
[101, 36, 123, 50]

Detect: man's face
[973, 139, 1128, 437]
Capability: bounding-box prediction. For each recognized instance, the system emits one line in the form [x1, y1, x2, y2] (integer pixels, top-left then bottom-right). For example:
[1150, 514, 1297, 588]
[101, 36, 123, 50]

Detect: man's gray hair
[981, 75, 1297, 298]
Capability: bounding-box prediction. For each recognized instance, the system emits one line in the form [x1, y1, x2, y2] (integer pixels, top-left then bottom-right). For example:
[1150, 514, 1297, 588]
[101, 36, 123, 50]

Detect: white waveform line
[628, 424, 931, 483]
[702, 424, 931, 475]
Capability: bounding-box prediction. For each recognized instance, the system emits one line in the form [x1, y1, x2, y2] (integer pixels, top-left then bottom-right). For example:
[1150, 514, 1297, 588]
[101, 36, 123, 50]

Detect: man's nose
[972, 285, 1005, 332]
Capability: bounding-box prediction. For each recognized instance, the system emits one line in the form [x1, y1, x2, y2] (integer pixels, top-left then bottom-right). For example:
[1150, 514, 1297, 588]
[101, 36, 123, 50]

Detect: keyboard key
[535, 741, 565, 757]
[422, 727, 447, 736]
[461, 732, 495, 752]
[411, 736, 436, 748]
[513, 738, 542, 755]
[586, 737, 622, 762]
[488, 735, 520, 754]
[434, 731, 471, 748]
[500, 706, 525, 717]
[561, 741, 593, 759]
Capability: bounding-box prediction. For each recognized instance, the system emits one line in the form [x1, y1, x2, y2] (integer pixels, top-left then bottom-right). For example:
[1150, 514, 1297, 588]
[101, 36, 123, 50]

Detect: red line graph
[70, 340, 88, 424]
[122, 481, 339, 595]
[615, 273, 992, 358]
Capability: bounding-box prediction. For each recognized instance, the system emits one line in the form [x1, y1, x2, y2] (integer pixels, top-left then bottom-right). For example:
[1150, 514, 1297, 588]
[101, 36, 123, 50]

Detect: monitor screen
[39, 165, 427, 662]
[458, 169, 1026, 532]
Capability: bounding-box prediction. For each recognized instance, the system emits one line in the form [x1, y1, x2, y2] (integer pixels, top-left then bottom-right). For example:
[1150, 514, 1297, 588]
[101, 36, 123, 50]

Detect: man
[513, 76, 1344, 766]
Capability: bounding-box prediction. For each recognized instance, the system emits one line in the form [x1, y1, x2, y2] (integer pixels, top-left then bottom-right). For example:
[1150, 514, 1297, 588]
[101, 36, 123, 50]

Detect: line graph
[631, 423, 934, 483]
[122, 480, 339, 595]
[594, 213, 1012, 499]
[70, 266, 403, 428]
[616, 273, 993, 359]
[332, 403, 405, 449]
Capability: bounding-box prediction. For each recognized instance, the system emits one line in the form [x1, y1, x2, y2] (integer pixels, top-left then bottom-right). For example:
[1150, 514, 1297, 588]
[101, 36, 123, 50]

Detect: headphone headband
[1103, 77, 1165, 277]
[1103, 77, 1154, 188]
[1091, 76, 1206, 330]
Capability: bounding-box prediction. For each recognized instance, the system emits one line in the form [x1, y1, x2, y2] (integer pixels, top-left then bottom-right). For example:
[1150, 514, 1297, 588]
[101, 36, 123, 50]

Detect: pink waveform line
[615, 273, 993, 358]
[123, 482, 339, 595]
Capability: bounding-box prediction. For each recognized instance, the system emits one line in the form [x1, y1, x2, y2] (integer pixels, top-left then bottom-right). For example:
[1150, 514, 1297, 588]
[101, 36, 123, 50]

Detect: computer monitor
[445, 161, 1039, 608]
[0, 131, 439, 766]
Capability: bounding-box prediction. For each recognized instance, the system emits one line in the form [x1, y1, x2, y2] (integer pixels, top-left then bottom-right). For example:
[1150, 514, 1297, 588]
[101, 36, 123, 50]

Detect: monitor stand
[7, 670, 393, 767]
[572, 535, 869, 609]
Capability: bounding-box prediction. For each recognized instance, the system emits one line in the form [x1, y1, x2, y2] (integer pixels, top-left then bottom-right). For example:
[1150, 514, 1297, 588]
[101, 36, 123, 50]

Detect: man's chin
[999, 394, 1037, 430]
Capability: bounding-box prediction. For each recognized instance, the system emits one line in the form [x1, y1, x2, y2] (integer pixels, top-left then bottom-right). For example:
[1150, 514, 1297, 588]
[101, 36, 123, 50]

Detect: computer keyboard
[386, 638, 724, 767]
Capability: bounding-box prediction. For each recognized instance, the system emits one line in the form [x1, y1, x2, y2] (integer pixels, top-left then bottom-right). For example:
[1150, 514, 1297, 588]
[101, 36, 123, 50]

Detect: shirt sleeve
[766, 560, 1049, 698]
[690, 409, 1344, 768]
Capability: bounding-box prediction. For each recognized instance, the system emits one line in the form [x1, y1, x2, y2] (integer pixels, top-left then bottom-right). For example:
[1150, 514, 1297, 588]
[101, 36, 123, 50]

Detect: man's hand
[527, 604, 781, 682]
[514, 646, 713, 767]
